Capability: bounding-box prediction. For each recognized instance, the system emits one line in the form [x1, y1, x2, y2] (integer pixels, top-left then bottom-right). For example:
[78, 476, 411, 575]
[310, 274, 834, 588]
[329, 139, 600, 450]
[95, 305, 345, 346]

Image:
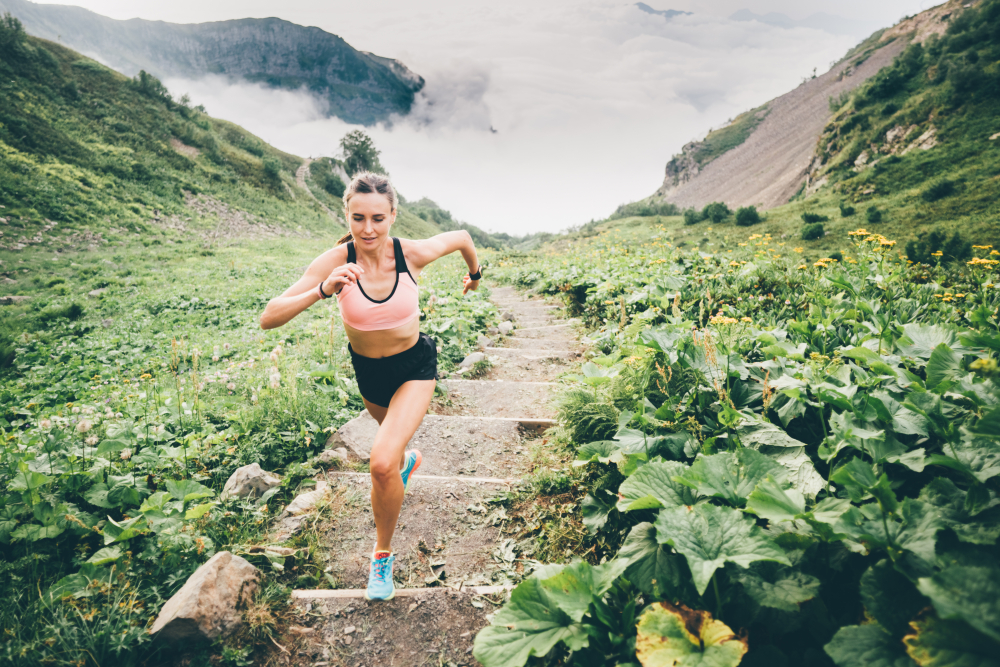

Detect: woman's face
[347, 193, 395, 250]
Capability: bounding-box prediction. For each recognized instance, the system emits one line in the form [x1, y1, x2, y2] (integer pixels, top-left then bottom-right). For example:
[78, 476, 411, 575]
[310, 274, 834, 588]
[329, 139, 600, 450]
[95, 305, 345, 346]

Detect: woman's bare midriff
[344, 317, 421, 358]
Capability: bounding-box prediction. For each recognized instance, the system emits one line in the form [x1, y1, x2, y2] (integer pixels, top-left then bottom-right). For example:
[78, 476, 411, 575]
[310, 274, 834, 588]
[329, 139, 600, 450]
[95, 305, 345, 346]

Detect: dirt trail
[276, 285, 580, 666]
[295, 159, 339, 221]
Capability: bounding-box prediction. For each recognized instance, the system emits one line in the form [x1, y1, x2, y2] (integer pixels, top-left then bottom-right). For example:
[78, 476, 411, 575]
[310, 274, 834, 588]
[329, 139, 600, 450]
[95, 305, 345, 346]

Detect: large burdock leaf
[473, 559, 628, 667]
[654, 504, 790, 595]
[896, 323, 958, 360]
[745, 475, 806, 522]
[917, 566, 1000, 644]
[618, 461, 699, 512]
[861, 560, 929, 638]
[618, 522, 694, 600]
[925, 344, 964, 391]
[904, 616, 1000, 667]
[677, 449, 783, 506]
[581, 492, 616, 534]
[735, 561, 820, 612]
[737, 420, 826, 498]
[825, 624, 914, 667]
[636, 601, 747, 667]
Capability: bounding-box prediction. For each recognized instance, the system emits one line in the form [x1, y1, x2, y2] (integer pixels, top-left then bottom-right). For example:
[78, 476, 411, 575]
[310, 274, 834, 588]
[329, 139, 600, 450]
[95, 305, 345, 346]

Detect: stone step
[436, 379, 557, 419]
[310, 474, 518, 593]
[501, 337, 577, 351]
[511, 316, 563, 326]
[496, 303, 559, 310]
[287, 587, 496, 665]
[483, 355, 573, 382]
[485, 346, 578, 360]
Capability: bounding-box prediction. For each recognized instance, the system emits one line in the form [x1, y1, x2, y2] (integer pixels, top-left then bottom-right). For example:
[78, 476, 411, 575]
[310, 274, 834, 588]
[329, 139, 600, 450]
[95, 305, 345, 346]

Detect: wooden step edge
[442, 379, 559, 386]
[292, 585, 513, 599]
[326, 472, 519, 485]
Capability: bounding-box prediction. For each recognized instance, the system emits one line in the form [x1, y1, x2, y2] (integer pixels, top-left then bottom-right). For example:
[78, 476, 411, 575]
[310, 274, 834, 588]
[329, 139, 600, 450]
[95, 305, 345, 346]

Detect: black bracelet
[469, 266, 482, 281]
[317, 281, 332, 299]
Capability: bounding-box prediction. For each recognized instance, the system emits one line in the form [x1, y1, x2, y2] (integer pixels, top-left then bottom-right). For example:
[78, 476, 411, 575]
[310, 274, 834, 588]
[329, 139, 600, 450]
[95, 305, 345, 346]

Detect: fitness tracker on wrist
[468, 266, 482, 281]
[317, 281, 332, 299]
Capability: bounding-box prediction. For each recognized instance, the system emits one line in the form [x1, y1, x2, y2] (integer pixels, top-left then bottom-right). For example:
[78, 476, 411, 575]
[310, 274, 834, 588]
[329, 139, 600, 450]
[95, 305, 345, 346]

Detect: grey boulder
[150, 551, 258, 643]
[318, 447, 351, 464]
[221, 463, 281, 500]
[459, 351, 486, 369]
[476, 334, 493, 349]
[501, 311, 516, 322]
[498, 321, 514, 335]
[324, 410, 379, 462]
[283, 480, 331, 516]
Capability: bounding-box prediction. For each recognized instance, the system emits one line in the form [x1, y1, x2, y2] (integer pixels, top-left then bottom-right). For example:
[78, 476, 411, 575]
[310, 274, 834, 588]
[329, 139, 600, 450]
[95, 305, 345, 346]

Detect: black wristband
[469, 266, 482, 281]
[317, 281, 332, 299]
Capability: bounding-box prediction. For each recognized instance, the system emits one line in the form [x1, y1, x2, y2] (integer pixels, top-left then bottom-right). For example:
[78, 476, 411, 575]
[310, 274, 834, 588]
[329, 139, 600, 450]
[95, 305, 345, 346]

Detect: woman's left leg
[368, 379, 436, 553]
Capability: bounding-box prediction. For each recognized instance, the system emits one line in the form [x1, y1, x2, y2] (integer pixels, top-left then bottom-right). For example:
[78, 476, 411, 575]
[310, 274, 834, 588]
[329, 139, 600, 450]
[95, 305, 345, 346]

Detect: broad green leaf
[737, 420, 826, 498]
[184, 502, 215, 520]
[102, 515, 147, 545]
[734, 562, 820, 612]
[654, 503, 790, 595]
[107, 477, 147, 507]
[10, 523, 64, 542]
[618, 461, 698, 512]
[86, 546, 123, 565]
[641, 329, 683, 355]
[745, 476, 805, 522]
[574, 440, 619, 466]
[919, 479, 1000, 545]
[973, 407, 1000, 438]
[95, 439, 129, 456]
[896, 323, 958, 360]
[677, 449, 783, 506]
[83, 483, 116, 509]
[166, 478, 215, 504]
[635, 602, 747, 667]
[618, 522, 694, 600]
[917, 566, 1000, 644]
[930, 433, 1000, 484]
[861, 560, 929, 638]
[831, 458, 898, 513]
[540, 559, 629, 623]
[581, 493, 615, 534]
[872, 391, 929, 437]
[904, 616, 1000, 667]
[9, 471, 53, 492]
[925, 344, 964, 391]
[825, 624, 913, 667]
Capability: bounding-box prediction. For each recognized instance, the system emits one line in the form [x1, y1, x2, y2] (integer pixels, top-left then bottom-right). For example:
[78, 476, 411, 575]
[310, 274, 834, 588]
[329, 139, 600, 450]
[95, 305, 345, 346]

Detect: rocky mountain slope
[0, 0, 423, 125]
[653, 0, 975, 211]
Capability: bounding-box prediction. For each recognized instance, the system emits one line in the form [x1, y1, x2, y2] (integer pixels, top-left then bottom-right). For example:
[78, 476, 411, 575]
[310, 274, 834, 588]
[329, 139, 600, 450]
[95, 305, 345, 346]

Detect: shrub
[905, 230, 973, 265]
[866, 206, 883, 223]
[801, 223, 825, 241]
[340, 130, 386, 176]
[701, 201, 730, 224]
[828, 250, 844, 262]
[609, 200, 680, 220]
[683, 208, 702, 226]
[309, 160, 346, 197]
[839, 202, 856, 217]
[921, 179, 956, 202]
[801, 212, 829, 223]
[734, 206, 761, 227]
[263, 157, 282, 181]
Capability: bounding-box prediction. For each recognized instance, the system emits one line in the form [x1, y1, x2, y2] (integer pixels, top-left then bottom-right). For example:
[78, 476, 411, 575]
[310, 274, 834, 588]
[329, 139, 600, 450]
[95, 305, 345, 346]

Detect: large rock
[324, 410, 379, 462]
[476, 334, 493, 349]
[150, 551, 258, 643]
[283, 480, 331, 516]
[459, 351, 486, 369]
[318, 447, 351, 464]
[501, 311, 516, 322]
[498, 321, 514, 335]
[221, 463, 281, 500]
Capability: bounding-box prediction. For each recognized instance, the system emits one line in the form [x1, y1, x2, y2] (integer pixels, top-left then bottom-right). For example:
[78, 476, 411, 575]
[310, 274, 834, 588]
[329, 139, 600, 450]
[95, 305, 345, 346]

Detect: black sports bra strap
[346, 241, 356, 265]
[392, 237, 411, 275]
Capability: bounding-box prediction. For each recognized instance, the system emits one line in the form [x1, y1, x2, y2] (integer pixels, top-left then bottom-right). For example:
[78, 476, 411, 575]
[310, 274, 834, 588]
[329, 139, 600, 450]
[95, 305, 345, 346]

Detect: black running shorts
[348, 333, 438, 408]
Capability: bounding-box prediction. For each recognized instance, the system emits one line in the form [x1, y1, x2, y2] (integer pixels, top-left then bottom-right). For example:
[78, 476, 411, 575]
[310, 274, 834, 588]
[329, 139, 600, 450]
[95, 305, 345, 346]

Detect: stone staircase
[280, 285, 579, 666]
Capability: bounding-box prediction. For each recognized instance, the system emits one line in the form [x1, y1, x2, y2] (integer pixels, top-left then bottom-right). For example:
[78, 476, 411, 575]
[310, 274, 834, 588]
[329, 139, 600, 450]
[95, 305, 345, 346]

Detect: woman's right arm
[259, 246, 362, 330]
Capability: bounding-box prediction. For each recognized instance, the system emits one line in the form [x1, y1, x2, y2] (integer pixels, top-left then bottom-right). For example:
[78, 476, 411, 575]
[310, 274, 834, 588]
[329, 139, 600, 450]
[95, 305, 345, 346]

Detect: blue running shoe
[400, 449, 422, 494]
[365, 551, 395, 600]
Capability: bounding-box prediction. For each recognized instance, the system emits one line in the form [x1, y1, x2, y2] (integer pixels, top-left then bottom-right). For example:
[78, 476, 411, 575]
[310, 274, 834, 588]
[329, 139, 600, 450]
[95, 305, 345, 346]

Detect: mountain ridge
[0, 0, 423, 125]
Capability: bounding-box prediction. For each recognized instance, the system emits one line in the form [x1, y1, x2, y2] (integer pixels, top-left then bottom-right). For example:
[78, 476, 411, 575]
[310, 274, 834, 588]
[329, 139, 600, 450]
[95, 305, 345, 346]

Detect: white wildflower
[226, 383, 236, 391]
[223, 343, 231, 351]
[120, 448, 132, 460]
[115, 412, 123, 419]
[39, 418, 51, 429]
[212, 356, 220, 362]
[269, 372, 281, 389]
[75, 419, 93, 433]
[72, 406, 80, 414]
[85, 435, 98, 446]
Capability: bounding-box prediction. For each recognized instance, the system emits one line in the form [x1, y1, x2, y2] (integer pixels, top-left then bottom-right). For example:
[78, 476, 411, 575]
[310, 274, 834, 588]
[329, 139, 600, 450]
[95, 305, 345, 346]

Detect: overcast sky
[38, 0, 934, 234]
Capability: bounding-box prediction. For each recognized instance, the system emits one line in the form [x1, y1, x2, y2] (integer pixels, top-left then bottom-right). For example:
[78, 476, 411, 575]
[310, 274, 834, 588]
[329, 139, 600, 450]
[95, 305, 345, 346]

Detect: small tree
[683, 208, 702, 226]
[263, 157, 282, 182]
[801, 223, 824, 241]
[340, 130, 386, 176]
[839, 202, 856, 217]
[801, 212, 829, 223]
[701, 201, 730, 224]
[735, 206, 761, 227]
[866, 206, 883, 224]
[0, 12, 26, 56]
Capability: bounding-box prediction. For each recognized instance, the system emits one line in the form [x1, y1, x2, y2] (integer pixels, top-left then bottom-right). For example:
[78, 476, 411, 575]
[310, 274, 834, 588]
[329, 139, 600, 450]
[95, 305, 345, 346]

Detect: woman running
[260, 172, 481, 600]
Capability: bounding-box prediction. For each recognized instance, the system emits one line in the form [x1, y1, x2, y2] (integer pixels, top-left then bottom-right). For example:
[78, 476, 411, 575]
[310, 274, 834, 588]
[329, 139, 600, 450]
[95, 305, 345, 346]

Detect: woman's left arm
[405, 230, 481, 294]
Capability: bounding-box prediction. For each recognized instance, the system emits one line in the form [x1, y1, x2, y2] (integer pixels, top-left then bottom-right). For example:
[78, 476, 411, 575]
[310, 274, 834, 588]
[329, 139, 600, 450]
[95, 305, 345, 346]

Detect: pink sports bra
[336, 237, 420, 331]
